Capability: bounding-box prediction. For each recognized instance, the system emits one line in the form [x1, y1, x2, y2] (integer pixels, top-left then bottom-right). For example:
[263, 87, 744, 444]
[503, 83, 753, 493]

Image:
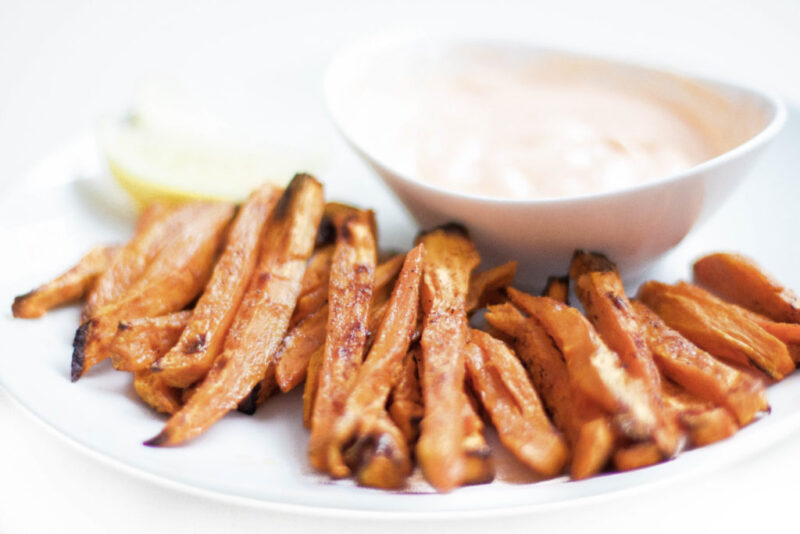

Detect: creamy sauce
[348, 49, 724, 199]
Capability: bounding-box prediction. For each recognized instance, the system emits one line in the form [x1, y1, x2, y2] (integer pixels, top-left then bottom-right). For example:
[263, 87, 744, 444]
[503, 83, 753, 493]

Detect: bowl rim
[324, 30, 787, 206]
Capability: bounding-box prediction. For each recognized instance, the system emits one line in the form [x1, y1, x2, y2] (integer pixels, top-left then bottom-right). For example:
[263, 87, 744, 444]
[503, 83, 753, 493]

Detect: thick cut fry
[613, 442, 661, 472]
[485, 303, 614, 479]
[508, 289, 663, 448]
[466, 330, 569, 477]
[570, 251, 679, 456]
[633, 301, 767, 426]
[389, 347, 424, 445]
[694, 252, 800, 324]
[662, 381, 738, 446]
[309, 209, 377, 473]
[325, 245, 422, 479]
[465, 261, 517, 311]
[637, 281, 794, 380]
[273, 254, 404, 394]
[12, 245, 119, 318]
[543, 275, 570, 304]
[109, 311, 192, 372]
[72, 202, 234, 381]
[416, 224, 480, 492]
[152, 185, 282, 388]
[144, 174, 324, 446]
[342, 411, 412, 489]
[290, 245, 335, 327]
[134, 370, 182, 415]
[82, 203, 176, 320]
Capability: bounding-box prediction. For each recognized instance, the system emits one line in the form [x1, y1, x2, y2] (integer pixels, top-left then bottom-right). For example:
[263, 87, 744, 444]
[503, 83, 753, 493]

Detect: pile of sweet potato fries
[12, 174, 800, 492]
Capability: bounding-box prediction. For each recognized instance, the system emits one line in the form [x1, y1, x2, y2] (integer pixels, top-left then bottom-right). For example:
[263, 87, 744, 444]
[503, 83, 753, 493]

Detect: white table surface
[2, 1, 800, 532]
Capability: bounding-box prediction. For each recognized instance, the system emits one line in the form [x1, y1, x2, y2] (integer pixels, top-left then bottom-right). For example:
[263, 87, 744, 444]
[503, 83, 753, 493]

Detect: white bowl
[324, 33, 786, 283]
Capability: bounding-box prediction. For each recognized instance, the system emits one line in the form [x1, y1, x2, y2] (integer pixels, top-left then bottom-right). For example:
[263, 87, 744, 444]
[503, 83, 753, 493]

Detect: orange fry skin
[152, 184, 282, 388]
[326, 245, 423, 478]
[342, 411, 412, 489]
[309, 209, 377, 473]
[661, 381, 738, 447]
[134, 370, 182, 415]
[144, 173, 324, 446]
[290, 245, 335, 327]
[12, 245, 119, 319]
[542, 275, 570, 304]
[302, 346, 325, 428]
[633, 301, 767, 426]
[459, 388, 494, 485]
[82, 203, 176, 320]
[416, 224, 480, 492]
[465, 261, 517, 311]
[389, 347, 424, 445]
[613, 442, 661, 472]
[467, 330, 569, 477]
[570, 251, 680, 457]
[694, 252, 800, 324]
[508, 290, 663, 448]
[71, 202, 234, 381]
[109, 311, 192, 372]
[272, 254, 404, 394]
[485, 303, 614, 480]
[637, 281, 794, 380]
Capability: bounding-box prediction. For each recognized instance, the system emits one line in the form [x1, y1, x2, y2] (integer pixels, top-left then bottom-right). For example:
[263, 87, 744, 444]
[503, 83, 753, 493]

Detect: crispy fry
[613, 442, 661, 472]
[415, 224, 480, 492]
[341, 411, 411, 489]
[72, 202, 234, 381]
[144, 174, 324, 446]
[637, 281, 794, 380]
[543, 275, 569, 304]
[273, 254, 404, 394]
[290, 245, 335, 327]
[467, 330, 568, 477]
[633, 300, 767, 426]
[82, 203, 176, 320]
[325, 245, 422, 479]
[465, 261, 517, 311]
[134, 370, 182, 415]
[152, 185, 282, 388]
[570, 251, 679, 456]
[389, 346, 424, 445]
[694, 252, 800, 324]
[508, 289, 662, 447]
[485, 303, 614, 479]
[309, 209, 377, 473]
[661, 381, 738, 446]
[12, 245, 119, 319]
[109, 311, 192, 372]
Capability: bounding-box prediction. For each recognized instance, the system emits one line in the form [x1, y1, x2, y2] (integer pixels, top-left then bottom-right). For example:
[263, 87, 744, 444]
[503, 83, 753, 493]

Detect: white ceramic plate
[1, 106, 800, 518]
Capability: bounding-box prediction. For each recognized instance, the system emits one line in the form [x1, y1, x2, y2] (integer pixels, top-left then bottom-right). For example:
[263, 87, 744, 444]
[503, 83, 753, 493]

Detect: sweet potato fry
[543, 275, 569, 304]
[415, 224, 480, 492]
[633, 300, 767, 425]
[459, 388, 494, 485]
[508, 289, 664, 448]
[570, 251, 679, 456]
[82, 203, 176, 320]
[151, 184, 282, 388]
[637, 281, 794, 380]
[12, 245, 119, 318]
[109, 311, 192, 372]
[302, 346, 324, 428]
[144, 173, 324, 446]
[465, 261, 517, 311]
[661, 380, 737, 446]
[342, 411, 412, 489]
[613, 442, 661, 472]
[325, 245, 422, 479]
[466, 330, 569, 477]
[289, 245, 335, 327]
[134, 370, 182, 415]
[72, 202, 234, 380]
[694, 252, 800, 324]
[485, 303, 614, 479]
[273, 254, 404, 394]
[389, 346, 424, 445]
[309, 208, 377, 473]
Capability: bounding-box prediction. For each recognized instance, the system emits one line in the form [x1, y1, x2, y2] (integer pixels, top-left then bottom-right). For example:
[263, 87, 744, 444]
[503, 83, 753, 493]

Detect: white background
[2, 1, 800, 532]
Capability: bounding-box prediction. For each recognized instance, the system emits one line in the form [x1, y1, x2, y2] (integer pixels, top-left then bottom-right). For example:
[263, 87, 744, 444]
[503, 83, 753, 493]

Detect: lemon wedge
[97, 82, 328, 205]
